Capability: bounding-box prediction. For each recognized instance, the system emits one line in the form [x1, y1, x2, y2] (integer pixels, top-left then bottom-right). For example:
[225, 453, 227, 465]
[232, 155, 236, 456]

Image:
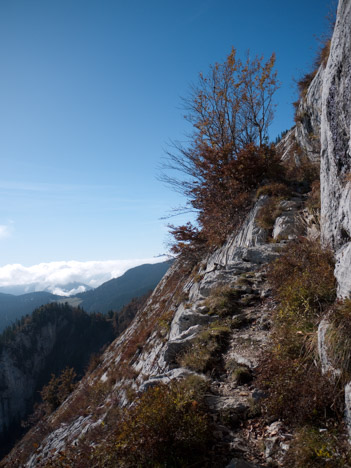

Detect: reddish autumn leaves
[162, 48, 280, 254]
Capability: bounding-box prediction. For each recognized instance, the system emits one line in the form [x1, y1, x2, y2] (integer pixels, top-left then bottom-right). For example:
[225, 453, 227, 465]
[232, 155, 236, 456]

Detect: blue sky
[0, 0, 334, 273]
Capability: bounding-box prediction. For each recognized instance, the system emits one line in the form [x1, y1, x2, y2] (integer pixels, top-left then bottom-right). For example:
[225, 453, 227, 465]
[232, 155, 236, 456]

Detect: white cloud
[51, 285, 88, 297]
[0, 257, 169, 294]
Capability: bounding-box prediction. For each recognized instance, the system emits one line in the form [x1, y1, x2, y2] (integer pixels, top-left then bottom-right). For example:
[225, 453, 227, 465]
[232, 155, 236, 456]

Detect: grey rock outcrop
[272, 199, 303, 240]
[317, 318, 341, 378]
[278, 65, 324, 165]
[295, 65, 324, 163]
[320, 0, 351, 297]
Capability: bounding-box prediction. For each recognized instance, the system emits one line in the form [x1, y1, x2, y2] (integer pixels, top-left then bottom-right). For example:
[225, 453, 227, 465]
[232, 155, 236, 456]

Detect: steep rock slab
[295, 65, 324, 163]
[320, 0, 351, 296]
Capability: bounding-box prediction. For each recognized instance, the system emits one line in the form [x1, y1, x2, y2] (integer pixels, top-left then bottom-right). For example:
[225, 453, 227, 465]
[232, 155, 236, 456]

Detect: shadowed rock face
[320, 0, 351, 296]
[0, 304, 115, 457]
[0, 321, 63, 438]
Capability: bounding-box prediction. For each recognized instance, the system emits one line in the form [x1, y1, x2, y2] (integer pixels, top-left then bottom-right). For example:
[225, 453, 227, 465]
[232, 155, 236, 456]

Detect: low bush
[178, 321, 231, 374]
[256, 197, 283, 231]
[94, 377, 213, 467]
[306, 180, 321, 211]
[296, 71, 318, 101]
[325, 300, 351, 382]
[257, 355, 342, 426]
[256, 239, 341, 437]
[204, 286, 241, 317]
[268, 239, 336, 319]
[256, 182, 291, 199]
[225, 359, 252, 385]
[265, 240, 335, 362]
[283, 150, 320, 191]
[284, 425, 351, 468]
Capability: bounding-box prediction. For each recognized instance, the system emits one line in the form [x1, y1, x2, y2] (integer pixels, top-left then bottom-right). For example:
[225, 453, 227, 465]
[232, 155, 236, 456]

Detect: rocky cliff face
[279, 65, 324, 166]
[0, 304, 115, 457]
[320, 0, 351, 297]
[3, 1, 351, 466]
[280, 0, 351, 299]
[0, 319, 66, 438]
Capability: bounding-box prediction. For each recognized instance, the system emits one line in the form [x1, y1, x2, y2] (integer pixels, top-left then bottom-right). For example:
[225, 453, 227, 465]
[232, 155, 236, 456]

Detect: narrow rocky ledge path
[136, 194, 305, 466]
[184, 268, 277, 467]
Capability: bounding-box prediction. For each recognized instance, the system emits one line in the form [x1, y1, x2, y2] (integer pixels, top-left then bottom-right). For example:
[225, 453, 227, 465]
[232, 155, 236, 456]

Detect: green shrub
[40, 367, 77, 412]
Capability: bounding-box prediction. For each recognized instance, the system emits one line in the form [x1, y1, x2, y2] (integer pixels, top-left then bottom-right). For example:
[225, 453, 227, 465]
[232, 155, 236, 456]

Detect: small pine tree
[40, 367, 77, 412]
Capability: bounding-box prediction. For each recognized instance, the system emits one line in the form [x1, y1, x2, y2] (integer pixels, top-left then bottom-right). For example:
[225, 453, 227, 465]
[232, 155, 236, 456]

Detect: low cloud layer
[0, 257, 168, 295]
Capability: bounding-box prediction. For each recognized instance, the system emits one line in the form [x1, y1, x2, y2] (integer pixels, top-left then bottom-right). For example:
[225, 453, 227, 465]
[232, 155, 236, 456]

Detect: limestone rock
[169, 304, 216, 341]
[320, 0, 351, 296]
[139, 367, 202, 392]
[335, 242, 351, 297]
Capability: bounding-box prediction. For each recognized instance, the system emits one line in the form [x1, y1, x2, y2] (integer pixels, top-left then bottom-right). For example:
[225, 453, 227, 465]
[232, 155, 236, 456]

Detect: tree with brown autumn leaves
[161, 48, 280, 254]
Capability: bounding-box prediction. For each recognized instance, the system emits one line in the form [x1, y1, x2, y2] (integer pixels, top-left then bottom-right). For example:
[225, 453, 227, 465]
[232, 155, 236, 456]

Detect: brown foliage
[168, 222, 207, 261]
[325, 300, 351, 383]
[255, 238, 341, 442]
[39, 378, 214, 468]
[185, 47, 279, 151]
[257, 355, 342, 426]
[256, 197, 283, 231]
[169, 143, 283, 251]
[162, 47, 280, 252]
[108, 380, 212, 467]
[268, 239, 336, 315]
[283, 151, 320, 188]
[256, 182, 291, 198]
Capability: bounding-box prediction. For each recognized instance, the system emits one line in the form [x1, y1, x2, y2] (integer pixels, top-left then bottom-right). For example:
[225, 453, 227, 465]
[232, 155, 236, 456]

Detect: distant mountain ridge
[0, 261, 172, 332]
[0, 291, 60, 332]
[73, 261, 172, 313]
